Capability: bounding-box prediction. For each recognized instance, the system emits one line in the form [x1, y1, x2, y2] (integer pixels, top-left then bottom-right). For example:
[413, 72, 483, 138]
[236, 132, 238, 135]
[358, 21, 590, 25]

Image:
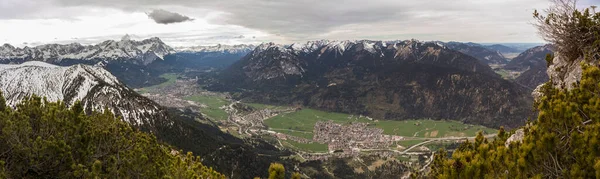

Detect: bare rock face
[505, 129, 524, 147]
[532, 51, 598, 102]
[531, 85, 545, 101]
[546, 51, 587, 90]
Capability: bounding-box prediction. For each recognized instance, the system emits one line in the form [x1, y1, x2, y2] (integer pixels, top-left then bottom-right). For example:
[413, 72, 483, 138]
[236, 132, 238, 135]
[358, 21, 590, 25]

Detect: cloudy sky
[0, 0, 596, 47]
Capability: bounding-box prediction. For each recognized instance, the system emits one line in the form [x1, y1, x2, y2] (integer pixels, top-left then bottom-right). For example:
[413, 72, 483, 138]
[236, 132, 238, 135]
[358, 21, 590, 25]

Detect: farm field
[264, 109, 497, 140]
[136, 73, 179, 94]
[184, 95, 230, 121]
[264, 108, 372, 139]
[372, 120, 497, 137]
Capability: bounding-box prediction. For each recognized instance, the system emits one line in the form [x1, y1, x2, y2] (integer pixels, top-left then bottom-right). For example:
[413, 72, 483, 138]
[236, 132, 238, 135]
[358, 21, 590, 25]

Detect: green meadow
[184, 95, 230, 121]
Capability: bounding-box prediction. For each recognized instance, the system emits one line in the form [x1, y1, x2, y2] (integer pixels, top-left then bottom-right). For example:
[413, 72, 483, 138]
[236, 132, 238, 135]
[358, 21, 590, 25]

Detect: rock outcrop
[505, 129, 525, 147]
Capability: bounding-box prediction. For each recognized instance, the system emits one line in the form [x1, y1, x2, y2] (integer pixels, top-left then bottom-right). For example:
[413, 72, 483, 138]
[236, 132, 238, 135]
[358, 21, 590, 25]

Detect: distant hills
[440, 41, 509, 64]
[504, 45, 554, 90]
[480, 43, 546, 52]
[167, 44, 256, 69]
[484, 44, 522, 54]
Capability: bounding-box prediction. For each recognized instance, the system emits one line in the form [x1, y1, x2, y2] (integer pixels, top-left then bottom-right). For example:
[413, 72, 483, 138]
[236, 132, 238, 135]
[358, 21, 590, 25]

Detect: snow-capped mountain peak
[121, 34, 133, 41]
[245, 40, 445, 59]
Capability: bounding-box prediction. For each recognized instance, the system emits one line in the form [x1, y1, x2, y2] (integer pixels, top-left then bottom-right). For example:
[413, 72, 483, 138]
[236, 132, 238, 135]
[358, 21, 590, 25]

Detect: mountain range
[0, 35, 174, 66]
[0, 37, 547, 129]
[0, 36, 176, 88]
[0, 37, 262, 88]
[211, 40, 534, 128]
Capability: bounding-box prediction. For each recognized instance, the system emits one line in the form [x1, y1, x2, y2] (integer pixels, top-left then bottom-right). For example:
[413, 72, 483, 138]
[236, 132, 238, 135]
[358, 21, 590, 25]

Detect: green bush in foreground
[430, 65, 600, 179]
[430, 1, 600, 178]
[0, 92, 225, 179]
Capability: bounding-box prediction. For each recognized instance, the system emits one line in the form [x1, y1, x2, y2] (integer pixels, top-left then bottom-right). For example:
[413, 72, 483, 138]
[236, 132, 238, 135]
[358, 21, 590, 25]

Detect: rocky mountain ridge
[0, 36, 175, 66]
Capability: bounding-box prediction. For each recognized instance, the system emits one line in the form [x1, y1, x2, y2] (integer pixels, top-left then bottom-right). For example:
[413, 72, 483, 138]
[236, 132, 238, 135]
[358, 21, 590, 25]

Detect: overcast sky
[0, 0, 596, 47]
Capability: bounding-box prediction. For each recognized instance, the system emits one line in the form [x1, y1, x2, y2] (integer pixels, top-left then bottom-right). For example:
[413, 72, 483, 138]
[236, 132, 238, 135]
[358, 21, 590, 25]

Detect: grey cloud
[14, 0, 553, 42]
[51, 0, 413, 38]
[146, 9, 193, 24]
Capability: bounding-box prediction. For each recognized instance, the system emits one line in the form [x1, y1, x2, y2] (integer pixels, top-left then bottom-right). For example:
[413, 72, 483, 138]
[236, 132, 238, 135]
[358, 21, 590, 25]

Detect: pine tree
[291, 172, 302, 179]
[0, 91, 5, 111]
[268, 163, 285, 179]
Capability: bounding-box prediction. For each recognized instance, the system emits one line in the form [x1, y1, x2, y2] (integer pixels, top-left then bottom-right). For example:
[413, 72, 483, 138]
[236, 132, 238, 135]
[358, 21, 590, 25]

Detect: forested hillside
[0, 92, 225, 178]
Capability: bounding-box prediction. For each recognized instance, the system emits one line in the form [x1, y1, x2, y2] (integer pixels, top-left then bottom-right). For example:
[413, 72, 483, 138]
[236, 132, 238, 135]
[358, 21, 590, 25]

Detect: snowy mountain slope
[240, 39, 498, 78]
[0, 36, 176, 66]
[0, 61, 167, 126]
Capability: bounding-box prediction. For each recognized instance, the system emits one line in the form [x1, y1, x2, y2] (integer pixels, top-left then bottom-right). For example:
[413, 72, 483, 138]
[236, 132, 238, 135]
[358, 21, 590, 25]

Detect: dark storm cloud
[146, 9, 193, 24]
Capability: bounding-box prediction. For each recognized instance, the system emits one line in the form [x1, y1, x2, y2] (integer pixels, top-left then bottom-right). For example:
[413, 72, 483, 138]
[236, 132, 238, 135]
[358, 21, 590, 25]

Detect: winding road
[342, 134, 497, 155]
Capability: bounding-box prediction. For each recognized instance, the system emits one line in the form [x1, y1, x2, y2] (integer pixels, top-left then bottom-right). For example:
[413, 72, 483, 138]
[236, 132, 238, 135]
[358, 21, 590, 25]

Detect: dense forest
[429, 0, 600, 178]
[0, 92, 225, 178]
